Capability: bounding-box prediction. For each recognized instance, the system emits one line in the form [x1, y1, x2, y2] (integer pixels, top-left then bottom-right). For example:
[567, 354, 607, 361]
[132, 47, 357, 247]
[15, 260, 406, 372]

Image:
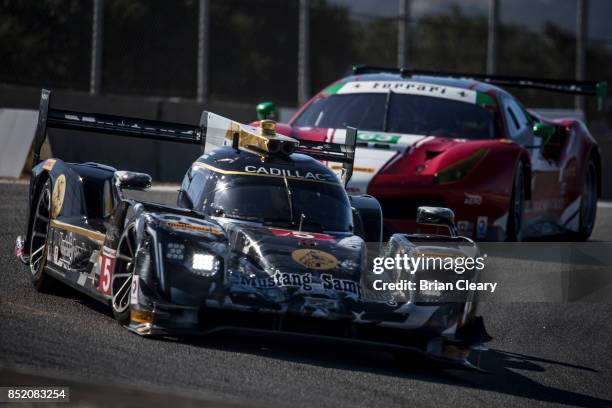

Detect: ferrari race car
[15, 89, 490, 367]
[260, 66, 606, 241]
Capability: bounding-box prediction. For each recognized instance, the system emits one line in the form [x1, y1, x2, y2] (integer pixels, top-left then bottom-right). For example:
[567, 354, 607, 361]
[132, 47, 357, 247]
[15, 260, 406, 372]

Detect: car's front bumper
[127, 288, 490, 369]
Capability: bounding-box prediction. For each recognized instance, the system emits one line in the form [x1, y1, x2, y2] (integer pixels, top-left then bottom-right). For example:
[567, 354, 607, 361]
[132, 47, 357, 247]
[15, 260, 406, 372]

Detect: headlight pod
[191, 253, 220, 276]
[166, 243, 185, 260]
[166, 242, 220, 277]
[434, 148, 488, 184]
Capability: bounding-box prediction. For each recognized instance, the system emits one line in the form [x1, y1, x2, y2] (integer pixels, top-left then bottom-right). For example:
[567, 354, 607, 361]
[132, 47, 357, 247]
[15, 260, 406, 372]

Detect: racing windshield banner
[335, 81, 478, 104]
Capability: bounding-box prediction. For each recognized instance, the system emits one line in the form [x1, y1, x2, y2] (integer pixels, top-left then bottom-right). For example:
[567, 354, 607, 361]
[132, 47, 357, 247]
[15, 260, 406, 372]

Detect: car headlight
[166, 243, 185, 260]
[191, 253, 220, 276]
[434, 148, 487, 184]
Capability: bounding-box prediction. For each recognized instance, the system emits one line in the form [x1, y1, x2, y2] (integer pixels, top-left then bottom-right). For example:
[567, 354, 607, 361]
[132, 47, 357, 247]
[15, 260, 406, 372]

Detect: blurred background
[1, 0, 611, 191]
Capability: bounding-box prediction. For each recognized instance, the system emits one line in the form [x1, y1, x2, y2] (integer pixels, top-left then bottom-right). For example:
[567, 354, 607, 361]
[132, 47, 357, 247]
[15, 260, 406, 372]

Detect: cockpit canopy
[179, 147, 353, 234]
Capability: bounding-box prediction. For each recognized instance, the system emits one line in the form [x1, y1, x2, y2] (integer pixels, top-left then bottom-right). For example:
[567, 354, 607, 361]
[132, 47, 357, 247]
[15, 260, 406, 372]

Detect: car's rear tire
[574, 157, 598, 241]
[506, 161, 525, 242]
[111, 223, 138, 325]
[29, 179, 57, 292]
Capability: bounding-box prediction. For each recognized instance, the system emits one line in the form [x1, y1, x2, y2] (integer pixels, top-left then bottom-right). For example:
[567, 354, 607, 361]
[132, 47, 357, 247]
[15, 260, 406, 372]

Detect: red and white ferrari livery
[263, 66, 606, 241]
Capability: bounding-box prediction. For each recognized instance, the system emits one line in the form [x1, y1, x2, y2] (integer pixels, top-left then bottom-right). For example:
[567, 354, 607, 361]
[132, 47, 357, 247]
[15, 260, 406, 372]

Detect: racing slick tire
[111, 222, 138, 325]
[574, 157, 598, 241]
[28, 179, 58, 292]
[506, 161, 525, 242]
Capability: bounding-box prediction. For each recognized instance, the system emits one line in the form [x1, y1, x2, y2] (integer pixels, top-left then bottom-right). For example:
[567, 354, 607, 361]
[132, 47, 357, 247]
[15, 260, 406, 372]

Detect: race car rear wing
[33, 89, 203, 167]
[33, 89, 357, 184]
[201, 110, 357, 185]
[352, 65, 608, 111]
[295, 130, 357, 186]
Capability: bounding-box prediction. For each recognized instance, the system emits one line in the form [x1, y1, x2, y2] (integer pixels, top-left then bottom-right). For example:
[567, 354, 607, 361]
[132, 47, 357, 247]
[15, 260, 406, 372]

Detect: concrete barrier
[0, 84, 610, 197]
[0, 109, 38, 178]
[0, 85, 256, 181]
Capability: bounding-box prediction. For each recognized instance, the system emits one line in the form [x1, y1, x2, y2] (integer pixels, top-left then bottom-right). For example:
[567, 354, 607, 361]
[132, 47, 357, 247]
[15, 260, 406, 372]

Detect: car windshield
[203, 174, 352, 233]
[292, 93, 496, 139]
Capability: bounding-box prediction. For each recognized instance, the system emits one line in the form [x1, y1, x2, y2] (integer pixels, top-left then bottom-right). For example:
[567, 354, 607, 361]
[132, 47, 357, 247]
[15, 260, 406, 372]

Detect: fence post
[575, 0, 588, 113]
[298, 0, 310, 106]
[90, 0, 104, 95]
[398, 0, 410, 68]
[197, 0, 210, 103]
[486, 0, 498, 75]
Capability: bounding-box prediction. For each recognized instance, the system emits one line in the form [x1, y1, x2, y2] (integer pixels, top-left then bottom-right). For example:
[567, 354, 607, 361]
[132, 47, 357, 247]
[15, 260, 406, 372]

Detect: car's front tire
[575, 157, 598, 241]
[111, 223, 138, 325]
[506, 161, 525, 241]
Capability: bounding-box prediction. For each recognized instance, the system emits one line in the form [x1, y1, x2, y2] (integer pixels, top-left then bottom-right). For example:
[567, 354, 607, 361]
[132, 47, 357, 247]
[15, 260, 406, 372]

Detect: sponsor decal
[59, 231, 87, 264]
[357, 133, 400, 144]
[336, 81, 477, 104]
[244, 165, 330, 181]
[464, 192, 483, 205]
[165, 222, 223, 235]
[193, 162, 338, 185]
[48, 230, 90, 268]
[240, 272, 313, 291]
[237, 271, 361, 297]
[457, 220, 473, 238]
[321, 273, 362, 297]
[291, 249, 338, 270]
[51, 175, 66, 218]
[270, 228, 334, 241]
[130, 277, 139, 305]
[43, 159, 57, 171]
[476, 216, 488, 239]
[14, 237, 24, 258]
[331, 164, 375, 173]
[98, 246, 116, 296]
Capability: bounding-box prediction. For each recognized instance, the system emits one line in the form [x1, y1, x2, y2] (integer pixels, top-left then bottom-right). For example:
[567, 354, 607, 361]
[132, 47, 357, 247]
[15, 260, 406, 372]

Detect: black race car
[15, 89, 490, 368]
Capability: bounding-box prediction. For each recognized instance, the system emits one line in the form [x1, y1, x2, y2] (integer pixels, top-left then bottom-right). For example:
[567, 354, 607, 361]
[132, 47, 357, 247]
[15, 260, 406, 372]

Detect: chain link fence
[1, 0, 610, 119]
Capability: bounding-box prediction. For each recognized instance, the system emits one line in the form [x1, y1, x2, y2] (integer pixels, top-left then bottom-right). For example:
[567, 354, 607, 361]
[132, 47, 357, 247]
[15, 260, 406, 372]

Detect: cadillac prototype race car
[257, 66, 607, 241]
[15, 89, 490, 368]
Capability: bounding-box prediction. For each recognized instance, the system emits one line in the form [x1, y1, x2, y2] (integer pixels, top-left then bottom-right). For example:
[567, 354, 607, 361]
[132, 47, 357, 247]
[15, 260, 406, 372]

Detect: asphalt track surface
[1, 181, 611, 407]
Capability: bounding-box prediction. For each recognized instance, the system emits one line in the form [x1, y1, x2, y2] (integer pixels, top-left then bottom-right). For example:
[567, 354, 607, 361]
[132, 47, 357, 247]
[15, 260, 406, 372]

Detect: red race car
[258, 66, 607, 241]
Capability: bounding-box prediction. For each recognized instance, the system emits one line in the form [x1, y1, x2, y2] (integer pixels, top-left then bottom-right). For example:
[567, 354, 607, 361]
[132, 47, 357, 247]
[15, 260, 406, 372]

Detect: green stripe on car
[323, 82, 345, 94]
[357, 133, 400, 144]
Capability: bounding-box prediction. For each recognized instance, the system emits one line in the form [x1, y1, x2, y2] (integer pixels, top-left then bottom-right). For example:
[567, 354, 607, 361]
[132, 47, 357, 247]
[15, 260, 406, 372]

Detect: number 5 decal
[99, 247, 116, 296]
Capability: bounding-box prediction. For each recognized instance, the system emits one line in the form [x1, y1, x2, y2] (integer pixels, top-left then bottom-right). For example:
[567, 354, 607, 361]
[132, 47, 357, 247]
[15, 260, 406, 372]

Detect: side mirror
[114, 171, 152, 191]
[256, 101, 277, 121]
[532, 122, 555, 144]
[349, 195, 383, 244]
[416, 206, 458, 237]
[351, 207, 365, 239]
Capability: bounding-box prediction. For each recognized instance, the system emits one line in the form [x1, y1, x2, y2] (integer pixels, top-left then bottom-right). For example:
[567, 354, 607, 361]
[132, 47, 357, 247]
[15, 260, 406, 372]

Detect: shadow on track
[42, 275, 114, 318]
[23, 272, 611, 408]
[171, 331, 610, 408]
[36, 278, 611, 407]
